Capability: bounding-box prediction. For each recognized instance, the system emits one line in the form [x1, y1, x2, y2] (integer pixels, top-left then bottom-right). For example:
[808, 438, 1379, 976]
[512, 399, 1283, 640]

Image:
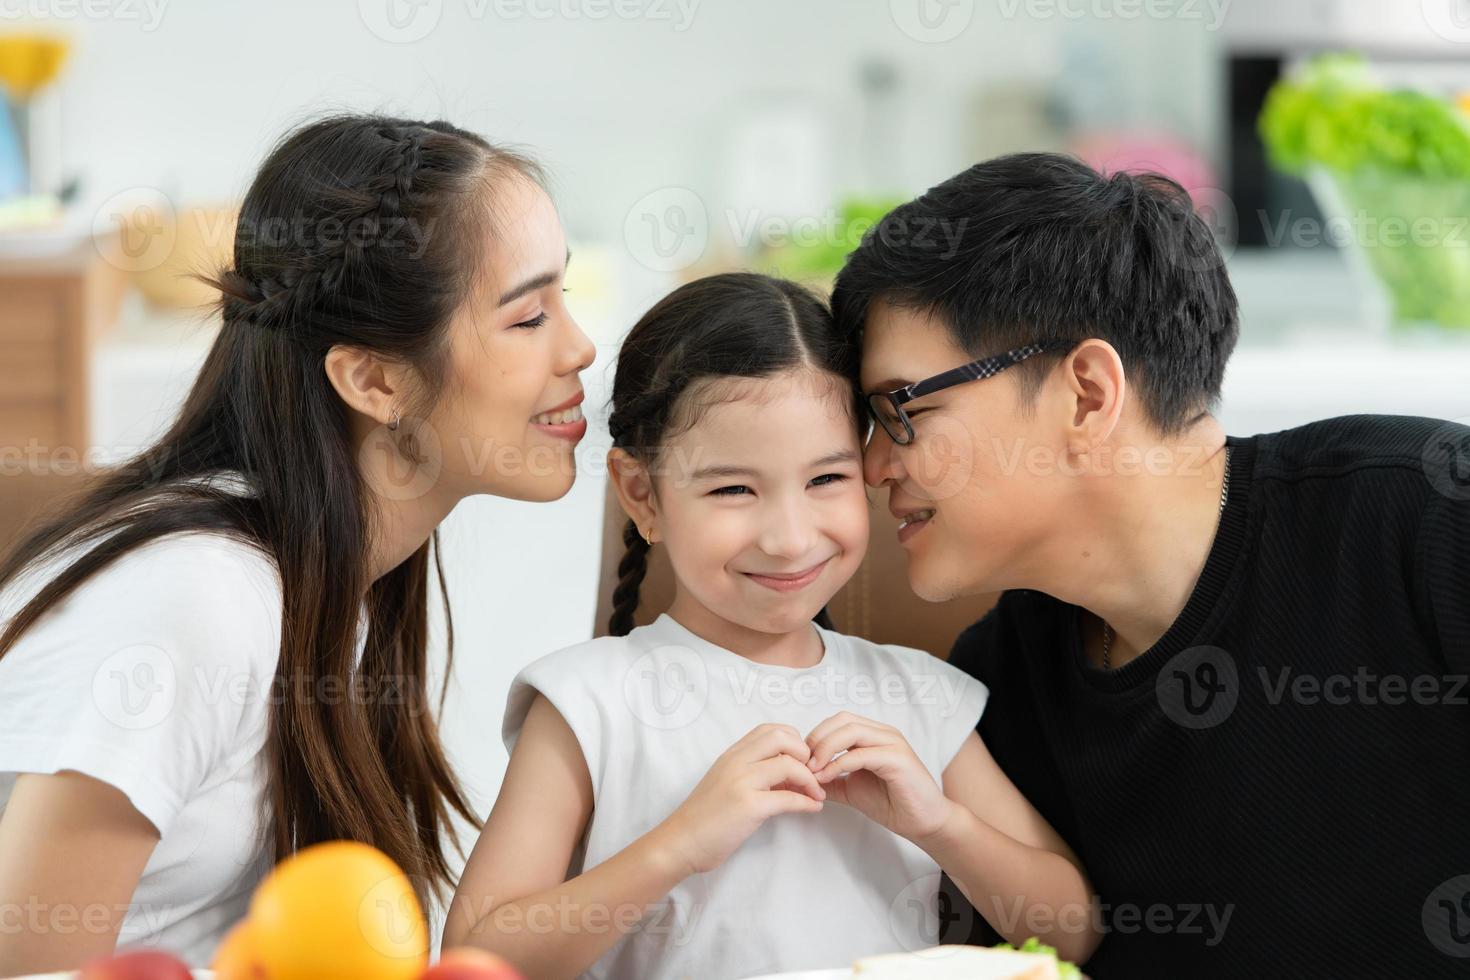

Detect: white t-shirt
[0, 531, 284, 965]
[502, 612, 989, 980]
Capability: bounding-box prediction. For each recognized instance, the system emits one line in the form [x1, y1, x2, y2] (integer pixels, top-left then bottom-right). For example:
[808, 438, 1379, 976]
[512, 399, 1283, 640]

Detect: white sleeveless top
[502, 612, 988, 980]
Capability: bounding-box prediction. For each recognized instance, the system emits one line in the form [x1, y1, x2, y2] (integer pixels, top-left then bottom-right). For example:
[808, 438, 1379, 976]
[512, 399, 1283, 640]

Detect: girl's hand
[805, 711, 954, 844]
[653, 723, 826, 876]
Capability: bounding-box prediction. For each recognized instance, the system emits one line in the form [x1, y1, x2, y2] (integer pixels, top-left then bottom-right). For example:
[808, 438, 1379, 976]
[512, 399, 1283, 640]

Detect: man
[832, 152, 1470, 977]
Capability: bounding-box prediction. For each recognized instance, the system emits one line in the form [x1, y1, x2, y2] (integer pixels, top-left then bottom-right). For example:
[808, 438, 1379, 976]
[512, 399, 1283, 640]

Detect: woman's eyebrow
[497, 248, 572, 306]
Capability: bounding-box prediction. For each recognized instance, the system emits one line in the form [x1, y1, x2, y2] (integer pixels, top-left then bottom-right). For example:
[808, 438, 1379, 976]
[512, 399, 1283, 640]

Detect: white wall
[46, 0, 1220, 242]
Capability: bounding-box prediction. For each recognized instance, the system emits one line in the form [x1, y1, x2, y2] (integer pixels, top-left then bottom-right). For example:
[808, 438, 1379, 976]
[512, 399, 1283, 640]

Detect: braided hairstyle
[208, 116, 536, 347]
[0, 113, 541, 910]
[605, 272, 865, 637]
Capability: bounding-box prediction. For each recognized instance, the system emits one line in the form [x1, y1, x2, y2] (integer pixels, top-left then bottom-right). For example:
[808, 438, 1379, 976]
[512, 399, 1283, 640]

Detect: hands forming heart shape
[657, 711, 956, 878]
[801, 710, 954, 843]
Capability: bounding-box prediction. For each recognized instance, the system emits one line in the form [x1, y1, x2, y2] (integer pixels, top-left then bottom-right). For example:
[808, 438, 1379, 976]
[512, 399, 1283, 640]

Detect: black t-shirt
[942, 414, 1470, 978]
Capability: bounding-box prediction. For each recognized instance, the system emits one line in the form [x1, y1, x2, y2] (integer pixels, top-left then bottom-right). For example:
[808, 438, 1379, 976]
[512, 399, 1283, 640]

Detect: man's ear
[324, 345, 408, 427]
[1057, 339, 1126, 454]
[607, 448, 659, 542]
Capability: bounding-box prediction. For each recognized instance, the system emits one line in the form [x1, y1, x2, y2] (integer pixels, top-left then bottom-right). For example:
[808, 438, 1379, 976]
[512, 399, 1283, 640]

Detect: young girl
[447, 273, 1098, 978]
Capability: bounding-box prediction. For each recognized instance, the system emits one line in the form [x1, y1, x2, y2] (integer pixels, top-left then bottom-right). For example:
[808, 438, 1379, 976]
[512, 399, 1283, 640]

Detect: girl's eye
[512, 312, 548, 330]
[810, 473, 848, 487]
[711, 485, 751, 497]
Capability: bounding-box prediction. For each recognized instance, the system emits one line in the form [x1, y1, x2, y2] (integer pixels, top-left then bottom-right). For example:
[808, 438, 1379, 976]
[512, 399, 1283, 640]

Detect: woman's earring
[387, 409, 401, 432]
[644, 528, 654, 547]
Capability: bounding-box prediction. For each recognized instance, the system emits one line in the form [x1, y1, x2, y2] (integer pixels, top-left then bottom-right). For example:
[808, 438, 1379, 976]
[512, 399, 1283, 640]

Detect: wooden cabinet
[0, 240, 128, 549]
[1, 242, 126, 457]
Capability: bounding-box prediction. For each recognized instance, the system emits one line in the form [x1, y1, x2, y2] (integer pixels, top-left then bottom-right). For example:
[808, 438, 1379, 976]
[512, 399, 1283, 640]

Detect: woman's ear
[324, 344, 404, 427]
[607, 448, 659, 541]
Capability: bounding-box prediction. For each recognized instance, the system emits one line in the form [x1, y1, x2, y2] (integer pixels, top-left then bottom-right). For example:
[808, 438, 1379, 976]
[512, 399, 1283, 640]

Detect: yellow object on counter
[0, 33, 69, 100]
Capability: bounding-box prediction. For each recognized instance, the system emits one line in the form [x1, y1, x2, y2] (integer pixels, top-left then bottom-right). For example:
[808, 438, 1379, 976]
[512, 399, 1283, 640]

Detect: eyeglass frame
[864, 339, 1074, 446]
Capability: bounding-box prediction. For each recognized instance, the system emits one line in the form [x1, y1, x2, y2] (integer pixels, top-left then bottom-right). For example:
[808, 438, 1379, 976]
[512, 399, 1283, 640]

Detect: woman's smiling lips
[742, 557, 831, 592]
[531, 389, 588, 441]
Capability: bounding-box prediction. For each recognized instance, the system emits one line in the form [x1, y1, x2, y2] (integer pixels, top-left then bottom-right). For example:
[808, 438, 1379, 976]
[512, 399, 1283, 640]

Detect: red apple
[78, 950, 194, 980]
[419, 947, 524, 980]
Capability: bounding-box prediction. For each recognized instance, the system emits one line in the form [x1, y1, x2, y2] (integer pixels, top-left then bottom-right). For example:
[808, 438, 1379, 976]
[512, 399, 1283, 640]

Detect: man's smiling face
[859, 299, 1070, 602]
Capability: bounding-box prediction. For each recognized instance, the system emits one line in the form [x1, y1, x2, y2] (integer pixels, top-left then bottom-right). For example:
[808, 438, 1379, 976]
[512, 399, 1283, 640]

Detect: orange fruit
[212, 919, 267, 980]
[248, 841, 428, 980]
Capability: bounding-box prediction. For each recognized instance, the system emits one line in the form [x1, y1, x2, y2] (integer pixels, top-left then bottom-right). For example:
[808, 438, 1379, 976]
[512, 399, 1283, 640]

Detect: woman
[0, 113, 594, 973]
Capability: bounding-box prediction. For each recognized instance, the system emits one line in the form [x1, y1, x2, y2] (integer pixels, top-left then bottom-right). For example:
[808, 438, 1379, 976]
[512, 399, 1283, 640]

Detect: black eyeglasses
[865, 340, 1072, 446]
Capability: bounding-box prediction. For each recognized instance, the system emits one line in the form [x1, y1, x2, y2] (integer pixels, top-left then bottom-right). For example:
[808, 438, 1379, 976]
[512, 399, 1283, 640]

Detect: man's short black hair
[832, 152, 1239, 436]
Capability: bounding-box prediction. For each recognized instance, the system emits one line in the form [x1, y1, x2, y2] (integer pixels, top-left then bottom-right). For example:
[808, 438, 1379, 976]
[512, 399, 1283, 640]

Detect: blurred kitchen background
[2, 0, 1469, 923]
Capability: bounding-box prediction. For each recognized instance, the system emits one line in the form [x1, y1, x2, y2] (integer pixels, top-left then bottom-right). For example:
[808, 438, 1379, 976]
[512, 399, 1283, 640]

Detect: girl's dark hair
[605, 272, 865, 637]
[0, 112, 541, 907]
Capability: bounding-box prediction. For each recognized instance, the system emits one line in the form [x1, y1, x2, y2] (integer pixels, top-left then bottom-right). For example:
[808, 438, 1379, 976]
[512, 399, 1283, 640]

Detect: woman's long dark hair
[0, 113, 540, 906]
[605, 272, 866, 637]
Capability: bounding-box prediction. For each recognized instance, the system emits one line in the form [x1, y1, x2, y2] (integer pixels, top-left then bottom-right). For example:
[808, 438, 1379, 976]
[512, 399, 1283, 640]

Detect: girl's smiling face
[651, 369, 869, 638]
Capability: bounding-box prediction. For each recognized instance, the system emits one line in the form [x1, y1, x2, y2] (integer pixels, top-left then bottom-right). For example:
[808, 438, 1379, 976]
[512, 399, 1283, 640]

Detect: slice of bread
[853, 945, 1061, 979]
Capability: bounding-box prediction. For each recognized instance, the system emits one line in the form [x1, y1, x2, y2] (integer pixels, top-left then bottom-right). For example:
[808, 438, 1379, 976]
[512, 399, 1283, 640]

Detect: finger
[805, 712, 897, 757]
[819, 774, 849, 807]
[726, 724, 803, 763]
[768, 754, 828, 801]
[813, 747, 904, 784]
[803, 711, 860, 750]
[807, 723, 896, 772]
[759, 789, 825, 818]
[756, 754, 826, 801]
[740, 725, 812, 765]
[739, 722, 803, 747]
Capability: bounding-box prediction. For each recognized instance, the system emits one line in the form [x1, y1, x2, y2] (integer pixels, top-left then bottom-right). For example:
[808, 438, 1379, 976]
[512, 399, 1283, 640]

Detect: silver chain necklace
[1102, 445, 1231, 670]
